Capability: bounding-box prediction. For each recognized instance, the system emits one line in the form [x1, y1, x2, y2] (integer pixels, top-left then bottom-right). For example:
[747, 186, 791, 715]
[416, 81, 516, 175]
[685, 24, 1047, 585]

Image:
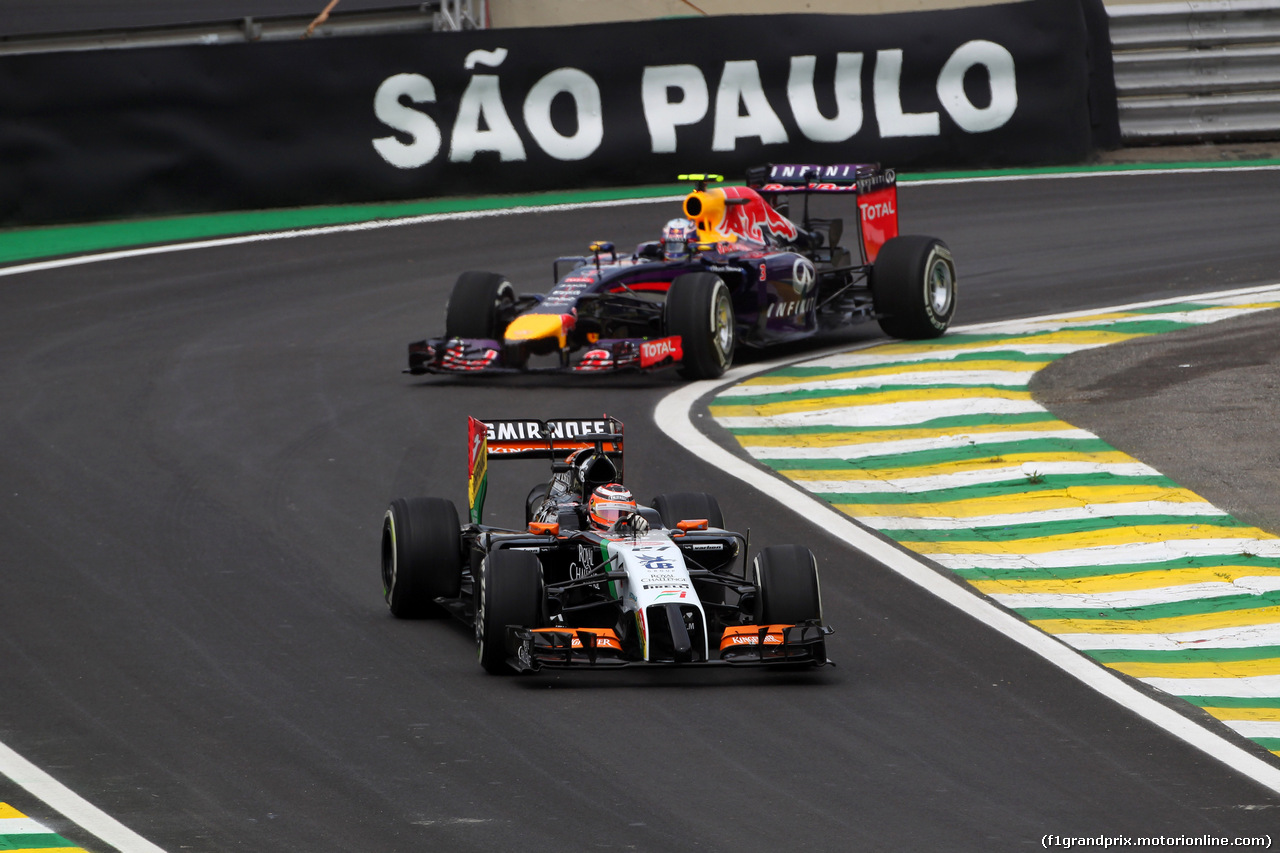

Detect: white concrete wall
[488, 0, 1024, 28]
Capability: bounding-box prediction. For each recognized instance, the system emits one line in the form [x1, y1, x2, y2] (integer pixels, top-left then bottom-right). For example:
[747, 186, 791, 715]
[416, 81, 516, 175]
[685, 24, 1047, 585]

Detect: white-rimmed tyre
[381, 497, 462, 618]
[445, 271, 517, 339]
[871, 235, 956, 339]
[665, 272, 735, 380]
[752, 545, 823, 625]
[475, 549, 544, 674]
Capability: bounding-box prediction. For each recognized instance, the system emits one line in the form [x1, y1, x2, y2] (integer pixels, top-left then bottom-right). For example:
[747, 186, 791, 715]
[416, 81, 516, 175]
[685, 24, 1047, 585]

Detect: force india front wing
[406, 334, 684, 375]
[506, 622, 834, 672]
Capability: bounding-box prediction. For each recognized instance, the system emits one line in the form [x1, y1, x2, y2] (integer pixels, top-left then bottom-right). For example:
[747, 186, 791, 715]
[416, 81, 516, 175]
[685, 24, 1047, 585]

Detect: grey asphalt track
[2, 170, 1280, 852]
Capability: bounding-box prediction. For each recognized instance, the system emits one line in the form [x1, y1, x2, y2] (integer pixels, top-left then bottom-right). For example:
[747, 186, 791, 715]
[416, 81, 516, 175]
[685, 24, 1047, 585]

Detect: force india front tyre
[665, 272, 735, 380]
[871, 235, 956, 340]
[475, 549, 544, 674]
[382, 497, 463, 619]
[752, 544, 823, 625]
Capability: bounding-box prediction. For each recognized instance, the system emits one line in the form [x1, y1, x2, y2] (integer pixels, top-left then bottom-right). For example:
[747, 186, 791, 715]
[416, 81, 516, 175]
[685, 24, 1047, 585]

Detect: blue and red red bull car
[406, 164, 957, 380]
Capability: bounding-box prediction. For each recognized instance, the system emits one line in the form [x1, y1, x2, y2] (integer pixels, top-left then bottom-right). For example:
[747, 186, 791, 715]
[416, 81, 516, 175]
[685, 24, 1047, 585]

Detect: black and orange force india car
[380, 416, 833, 674]
[405, 164, 956, 380]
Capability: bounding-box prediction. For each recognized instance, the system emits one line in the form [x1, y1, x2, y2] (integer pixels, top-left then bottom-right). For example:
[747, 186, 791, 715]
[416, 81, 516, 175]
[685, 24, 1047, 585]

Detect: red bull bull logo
[685, 186, 799, 247]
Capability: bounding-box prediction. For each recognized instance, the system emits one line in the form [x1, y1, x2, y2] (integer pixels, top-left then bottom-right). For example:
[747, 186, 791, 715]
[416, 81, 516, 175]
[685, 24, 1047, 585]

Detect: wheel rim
[475, 559, 487, 654]
[381, 513, 397, 600]
[493, 284, 516, 335]
[711, 284, 734, 365]
[927, 257, 954, 316]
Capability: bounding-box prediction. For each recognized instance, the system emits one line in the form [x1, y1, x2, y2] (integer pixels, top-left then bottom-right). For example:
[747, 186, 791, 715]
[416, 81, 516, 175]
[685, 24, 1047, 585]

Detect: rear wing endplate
[467, 416, 623, 524]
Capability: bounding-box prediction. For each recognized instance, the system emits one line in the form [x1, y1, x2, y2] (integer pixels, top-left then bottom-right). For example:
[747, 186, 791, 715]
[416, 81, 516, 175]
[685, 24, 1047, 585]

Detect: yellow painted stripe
[858, 329, 1150, 355]
[1107, 657, 1280, 679]
[0, 803, 24, 819]
[903, 523, 1275, 556]
[734, 419, 1076, 448]
[1033, 605, 1280, 635]
[8, 848, 86, 853]
[709, 386, 1033, 418]
[970, 565, 1280, 595]
[738, 358, 1052, 385]
[838, 485, 1209, 518]
[1205, 300, 1280, 311]
[784, 450, 1139, 483]
[1203, 706, 1280, 723]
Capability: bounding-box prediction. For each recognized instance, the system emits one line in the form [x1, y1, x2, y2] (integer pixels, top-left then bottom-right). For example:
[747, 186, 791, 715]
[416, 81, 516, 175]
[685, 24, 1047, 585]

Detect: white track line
[655, 282, 1280, 797]
[0, 741, 167, 853]
[4, 159, 1278, 281]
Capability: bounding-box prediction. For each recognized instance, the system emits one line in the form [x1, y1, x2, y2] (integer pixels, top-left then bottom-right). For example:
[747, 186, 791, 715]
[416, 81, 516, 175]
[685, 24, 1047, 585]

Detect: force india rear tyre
[871, 235, 956, 340]
[651, 492, 725, 530]
[753, 545, 823, 625]
[665, 272, 735, 380]
[476, 549, 544, 674]
[445, 271, 517, 340]
[382, 497, 463, 619]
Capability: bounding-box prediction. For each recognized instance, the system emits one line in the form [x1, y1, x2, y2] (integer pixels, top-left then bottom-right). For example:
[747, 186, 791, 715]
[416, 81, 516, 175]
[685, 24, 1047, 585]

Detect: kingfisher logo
[640, 336, 682, 367]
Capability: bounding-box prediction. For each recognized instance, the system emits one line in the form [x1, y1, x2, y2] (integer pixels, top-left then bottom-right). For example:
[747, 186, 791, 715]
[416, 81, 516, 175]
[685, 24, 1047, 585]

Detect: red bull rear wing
[747, 163, 899, 262]
[747, 163, 896, 194]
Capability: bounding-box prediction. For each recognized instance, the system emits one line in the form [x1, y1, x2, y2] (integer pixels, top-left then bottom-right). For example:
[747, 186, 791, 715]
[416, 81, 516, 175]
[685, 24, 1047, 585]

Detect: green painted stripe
[1185, 696, 1280, 709]
[722, 411, 1061, 437]
[760, 437, 1118, 471]
[822, 472, 1182, 505]
[714, 382, 1028, 407]
[1017, 590, 1280, 622]
[0, 183, 689, 266]
[1253, 738, 1280, 750]
[0, 832, 77, 849]
[884, 513, 1246, 544]
[953, 553, 1280, 582]
[1126, 302, 1222, 315]
[1061, 319, 1198, 335]
[5, 160, 1276, 268]
[1085, 646, 1280, 664]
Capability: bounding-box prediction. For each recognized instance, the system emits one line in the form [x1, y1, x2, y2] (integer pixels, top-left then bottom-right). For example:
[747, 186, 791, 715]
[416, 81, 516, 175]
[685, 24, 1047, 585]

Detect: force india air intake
[405, 164, 956, 380]
[380, 416, 833, 673]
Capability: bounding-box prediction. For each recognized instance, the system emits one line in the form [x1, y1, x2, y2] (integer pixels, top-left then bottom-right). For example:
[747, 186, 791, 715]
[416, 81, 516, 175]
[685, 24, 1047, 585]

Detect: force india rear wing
[467, 416, 623, 524]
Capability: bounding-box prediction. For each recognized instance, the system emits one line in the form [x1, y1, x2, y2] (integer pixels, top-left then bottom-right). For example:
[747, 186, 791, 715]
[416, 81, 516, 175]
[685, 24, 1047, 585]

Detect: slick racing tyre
[870, 236, 956, 340]
[665, 272, 735, 380]
[475, 549, 543, 675]
[525, 483, 550, 526]
[752, 545, 823, 625]
[382, 497, 463, 619]
[445, 271, 517, 340]
[651, 492, 724, 530]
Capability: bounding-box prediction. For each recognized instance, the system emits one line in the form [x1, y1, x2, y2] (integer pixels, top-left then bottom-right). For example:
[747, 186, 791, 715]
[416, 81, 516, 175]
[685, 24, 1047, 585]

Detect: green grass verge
[3, 158, 1278, 267]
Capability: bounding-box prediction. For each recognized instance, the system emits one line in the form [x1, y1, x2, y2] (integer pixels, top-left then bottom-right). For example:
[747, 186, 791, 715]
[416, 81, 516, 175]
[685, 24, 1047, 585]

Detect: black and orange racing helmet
[588, 483, 636, 530]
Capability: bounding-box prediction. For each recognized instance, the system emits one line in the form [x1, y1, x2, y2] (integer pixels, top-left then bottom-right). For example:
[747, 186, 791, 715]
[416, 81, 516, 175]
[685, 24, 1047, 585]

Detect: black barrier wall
[0, 0, 1116, 226]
